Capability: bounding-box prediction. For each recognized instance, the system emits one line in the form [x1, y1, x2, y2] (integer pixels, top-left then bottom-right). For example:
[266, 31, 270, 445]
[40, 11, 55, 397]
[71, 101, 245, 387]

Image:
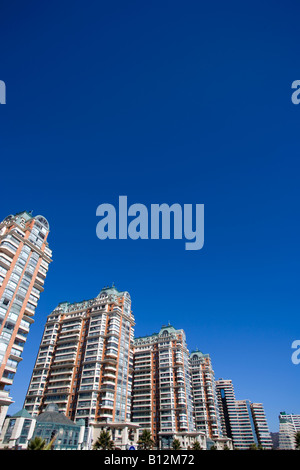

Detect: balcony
[44, 247, 52, 258]
[102, 370, 116, 380]
[99, 383, 115, 392]
[98, 410, 114, 419]
[57, 334, 80, 344]
[101, 377, 116, 388]
[1, 376, 13, 386]
[54, 353, 77, 363]
[101, 357, 117, 367]
[98, 402, 114, 410]
[43, 397, 68, 405]
[24, 304, 35, 317]
[0, 389, 13, 407]
[106, 330, 120, 338]
[104, 363, 117, 372]
[105, 349, 118, 359]
[9, 350, 23, 362]
[0, 255, 11, 270]
[33, 278, 44, 292]
[0, 242, 16, 258]
[37, 268, 47, 279]
[46, 386, 71, 394]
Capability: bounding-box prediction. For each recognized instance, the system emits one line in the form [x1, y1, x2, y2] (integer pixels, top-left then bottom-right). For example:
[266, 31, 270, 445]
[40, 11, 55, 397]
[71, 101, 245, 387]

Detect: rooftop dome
[36, 404, 80, 426]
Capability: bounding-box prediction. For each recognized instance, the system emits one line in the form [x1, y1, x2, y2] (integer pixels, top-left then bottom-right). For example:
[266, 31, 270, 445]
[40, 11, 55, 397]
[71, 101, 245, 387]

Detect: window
[19, 419, 32, 444]
[3, 418, 16, 443]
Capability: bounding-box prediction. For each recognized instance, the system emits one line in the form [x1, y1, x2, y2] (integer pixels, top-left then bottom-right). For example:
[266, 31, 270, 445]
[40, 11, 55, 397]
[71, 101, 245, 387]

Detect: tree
[137, 429, 154, 450]
[93, 430, 114, 450]
[28, 433, 58, 450]
[172, 439, 181, 450]
[27, 436, 46, 450]
[192, 440, 201, 450]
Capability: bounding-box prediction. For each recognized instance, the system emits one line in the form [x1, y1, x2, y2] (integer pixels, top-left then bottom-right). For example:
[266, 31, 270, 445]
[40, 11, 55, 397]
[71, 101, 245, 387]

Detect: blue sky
[1, 0, 300, 432]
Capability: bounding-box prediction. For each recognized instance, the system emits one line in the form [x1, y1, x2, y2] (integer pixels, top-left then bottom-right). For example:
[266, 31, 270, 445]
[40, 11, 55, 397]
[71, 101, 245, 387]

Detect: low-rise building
[0, 404, 86, 450]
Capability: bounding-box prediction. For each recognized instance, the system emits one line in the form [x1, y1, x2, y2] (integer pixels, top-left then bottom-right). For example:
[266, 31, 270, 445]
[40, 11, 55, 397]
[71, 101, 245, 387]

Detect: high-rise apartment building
[215, 379, 242, 448]
[24, 285, 139, 449]
[132, 325, 199, 449]
[235, 400, 258, 449]
[216, 379, 272, 449]
[279, 412, 300, 449]
[250, 402, 272, 449]
[0, 211, 52, 429]
[189, 350, 222, 440]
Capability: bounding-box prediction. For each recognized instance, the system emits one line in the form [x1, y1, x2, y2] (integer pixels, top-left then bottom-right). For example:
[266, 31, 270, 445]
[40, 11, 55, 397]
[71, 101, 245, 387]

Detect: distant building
[270, 432, 279, 449]
[132, 324, 200, 449]
[216, 379, 272, 449]
[279, 412, 300, 450]
[215, 379, 243, 448]
[235, 400, 272, 449]
[0, 211, 52, 429]
[189, 350, 223, 439]
[235, 400, 259, 449]
[250, 402, 272, 449]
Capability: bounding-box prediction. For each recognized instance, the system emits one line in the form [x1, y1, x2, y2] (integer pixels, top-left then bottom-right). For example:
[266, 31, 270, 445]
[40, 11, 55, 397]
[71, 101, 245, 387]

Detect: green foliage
[172, 438, 181, 450]
[137, 429, 154, 450]
[192, 440, 201, 450]
[93, 430, 115, 450]
[27, 434, 57, 450]
[27, 436, 46, 450]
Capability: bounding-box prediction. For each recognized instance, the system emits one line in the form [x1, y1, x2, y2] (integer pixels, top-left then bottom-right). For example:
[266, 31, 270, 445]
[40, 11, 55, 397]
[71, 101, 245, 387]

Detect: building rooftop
[12, 408, 35, 419]
[134, 324, 185, 341]
[36, 404, 80, 427]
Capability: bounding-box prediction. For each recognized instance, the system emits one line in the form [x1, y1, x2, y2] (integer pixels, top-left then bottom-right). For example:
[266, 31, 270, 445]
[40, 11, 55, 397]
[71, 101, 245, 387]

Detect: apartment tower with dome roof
[23, 285, 139, 449]
[0, 211, 52, 429]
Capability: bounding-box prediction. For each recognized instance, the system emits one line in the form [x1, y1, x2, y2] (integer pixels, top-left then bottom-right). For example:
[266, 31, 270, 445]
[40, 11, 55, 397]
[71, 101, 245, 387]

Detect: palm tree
[93, 430, 114, 450]
[172, 439, 181, 450]
[137, 429, 154, 450]
[27, 436, 46, 450]
[28, 434, 58, 450]
[192, 440, 201, 450]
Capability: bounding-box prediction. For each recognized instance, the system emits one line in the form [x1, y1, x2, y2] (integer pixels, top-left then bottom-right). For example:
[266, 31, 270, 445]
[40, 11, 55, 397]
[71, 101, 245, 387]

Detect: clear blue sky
[1, 0, 300, 432]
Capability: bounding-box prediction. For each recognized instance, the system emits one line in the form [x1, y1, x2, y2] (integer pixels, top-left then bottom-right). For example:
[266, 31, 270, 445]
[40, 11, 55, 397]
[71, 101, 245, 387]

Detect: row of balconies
[45, 386, 71, 394]
[53, 351, 77, 361]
